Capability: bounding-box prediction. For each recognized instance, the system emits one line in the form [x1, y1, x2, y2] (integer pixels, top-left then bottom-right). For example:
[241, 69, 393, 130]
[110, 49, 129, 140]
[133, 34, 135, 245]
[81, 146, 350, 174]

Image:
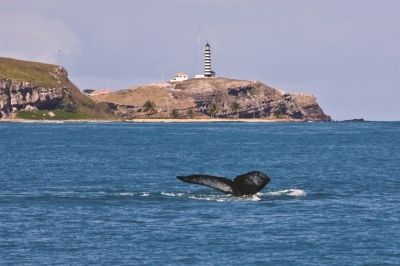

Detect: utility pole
[198, 28, 201, 75]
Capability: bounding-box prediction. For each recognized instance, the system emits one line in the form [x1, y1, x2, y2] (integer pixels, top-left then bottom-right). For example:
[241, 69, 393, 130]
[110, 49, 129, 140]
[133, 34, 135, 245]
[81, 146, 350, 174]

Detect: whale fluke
[177, 171, 271, 196]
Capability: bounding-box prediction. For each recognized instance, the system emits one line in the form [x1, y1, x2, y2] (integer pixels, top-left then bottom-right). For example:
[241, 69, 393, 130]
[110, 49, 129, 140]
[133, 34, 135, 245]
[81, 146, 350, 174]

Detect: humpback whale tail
[177, 171, 271, 196]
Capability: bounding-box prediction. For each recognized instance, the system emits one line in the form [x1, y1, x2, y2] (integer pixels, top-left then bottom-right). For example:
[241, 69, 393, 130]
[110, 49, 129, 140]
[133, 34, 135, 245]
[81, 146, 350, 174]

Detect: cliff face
[92, 77, 331, 121]
[0, 80, 68, 117]
[0, 57, 114, 119]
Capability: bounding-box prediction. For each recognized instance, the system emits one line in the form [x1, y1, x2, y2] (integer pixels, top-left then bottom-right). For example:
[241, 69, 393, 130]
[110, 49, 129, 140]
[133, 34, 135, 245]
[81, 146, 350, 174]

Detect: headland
[0, 57, 330, 122]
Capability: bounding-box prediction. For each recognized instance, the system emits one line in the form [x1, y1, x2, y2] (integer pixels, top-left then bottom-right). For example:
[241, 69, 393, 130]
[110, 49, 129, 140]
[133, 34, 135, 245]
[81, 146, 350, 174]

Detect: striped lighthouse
[204, 43, 213, 77]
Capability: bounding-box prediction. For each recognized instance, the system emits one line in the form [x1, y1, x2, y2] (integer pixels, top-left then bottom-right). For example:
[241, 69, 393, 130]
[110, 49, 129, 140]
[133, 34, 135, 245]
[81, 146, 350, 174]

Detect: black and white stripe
[204, 43, 212, 77]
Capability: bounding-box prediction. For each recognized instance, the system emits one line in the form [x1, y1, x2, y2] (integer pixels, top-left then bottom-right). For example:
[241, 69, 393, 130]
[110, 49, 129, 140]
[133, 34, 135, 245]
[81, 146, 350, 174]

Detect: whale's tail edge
[177, 174, 235, 194]
[234, 171, 271, 196]
[177, 171, 270, 196]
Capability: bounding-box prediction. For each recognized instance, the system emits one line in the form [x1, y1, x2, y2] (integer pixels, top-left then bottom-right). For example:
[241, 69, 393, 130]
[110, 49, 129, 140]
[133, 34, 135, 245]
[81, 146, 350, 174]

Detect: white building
[170, 72, 189, 82]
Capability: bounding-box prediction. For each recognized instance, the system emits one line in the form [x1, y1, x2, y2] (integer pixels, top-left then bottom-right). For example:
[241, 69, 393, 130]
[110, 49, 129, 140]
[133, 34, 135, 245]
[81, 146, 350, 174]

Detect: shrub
[171, 109, 179, 118]
[230, 101, 241, 116]
[187, 109, 194, 118]
[207, 103, 219, 117]
[83, 89, 95, 94]
[143, 101, 157, 114]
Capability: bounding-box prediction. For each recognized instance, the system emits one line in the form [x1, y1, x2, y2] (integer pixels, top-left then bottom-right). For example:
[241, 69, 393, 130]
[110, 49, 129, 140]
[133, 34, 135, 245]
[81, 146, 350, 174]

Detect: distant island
[0, 57, 330, 122]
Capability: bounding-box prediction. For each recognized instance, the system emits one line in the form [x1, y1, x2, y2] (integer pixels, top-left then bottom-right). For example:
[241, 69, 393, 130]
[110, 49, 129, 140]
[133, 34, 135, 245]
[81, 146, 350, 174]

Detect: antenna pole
[198, 28, 201, 75]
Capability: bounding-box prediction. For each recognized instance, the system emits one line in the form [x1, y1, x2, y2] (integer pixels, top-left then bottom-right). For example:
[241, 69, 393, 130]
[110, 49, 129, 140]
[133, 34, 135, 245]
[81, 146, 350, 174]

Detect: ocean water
[0, 122, 399, 265]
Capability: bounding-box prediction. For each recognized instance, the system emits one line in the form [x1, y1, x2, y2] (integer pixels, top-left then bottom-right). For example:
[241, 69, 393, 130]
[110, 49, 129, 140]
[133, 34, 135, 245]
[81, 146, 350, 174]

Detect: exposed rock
[92, 77, 331, 121]
[0, 57, 115, 119]
[0, 80, 68, 117]
[48, 111, 56, 117]
[24, 105, 37, 111]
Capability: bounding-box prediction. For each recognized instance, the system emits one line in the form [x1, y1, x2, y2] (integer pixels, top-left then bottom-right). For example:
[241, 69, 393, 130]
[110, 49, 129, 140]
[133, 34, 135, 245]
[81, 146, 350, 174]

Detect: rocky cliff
[92, 77, 331, 121]
[1, 57, 330, 121]
[0, 80, 68, 117]
[0, 57, 113, 119]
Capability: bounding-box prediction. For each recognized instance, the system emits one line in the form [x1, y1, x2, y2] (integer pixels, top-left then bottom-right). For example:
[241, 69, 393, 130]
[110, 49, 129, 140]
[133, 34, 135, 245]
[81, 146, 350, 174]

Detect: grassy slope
[0, 57, 115, 120]
[0, 57, 59, 87]
[17, 110, 96, 120]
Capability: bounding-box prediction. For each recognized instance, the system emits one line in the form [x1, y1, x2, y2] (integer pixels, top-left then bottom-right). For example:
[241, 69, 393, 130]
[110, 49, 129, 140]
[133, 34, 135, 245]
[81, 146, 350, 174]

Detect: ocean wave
[161, 192, 185, 197]
[161, 192, 261, 202]
[0, 189, 305, 202]
[263, 189, 306, 197]
[114, 192, 150, 197]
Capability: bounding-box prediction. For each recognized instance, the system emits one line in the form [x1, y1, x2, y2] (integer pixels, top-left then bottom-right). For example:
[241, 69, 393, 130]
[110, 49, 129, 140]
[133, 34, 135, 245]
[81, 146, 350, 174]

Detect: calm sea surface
[0, 122, 399, 265]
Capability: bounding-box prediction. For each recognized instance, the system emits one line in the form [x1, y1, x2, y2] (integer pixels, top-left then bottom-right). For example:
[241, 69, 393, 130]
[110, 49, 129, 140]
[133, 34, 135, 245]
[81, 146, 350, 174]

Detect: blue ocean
[0, 122, 399, 265]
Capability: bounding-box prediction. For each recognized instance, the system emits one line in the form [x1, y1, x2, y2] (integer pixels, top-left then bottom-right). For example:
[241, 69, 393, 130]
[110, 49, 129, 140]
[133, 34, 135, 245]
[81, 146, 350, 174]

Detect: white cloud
[0, 13, 80, 64]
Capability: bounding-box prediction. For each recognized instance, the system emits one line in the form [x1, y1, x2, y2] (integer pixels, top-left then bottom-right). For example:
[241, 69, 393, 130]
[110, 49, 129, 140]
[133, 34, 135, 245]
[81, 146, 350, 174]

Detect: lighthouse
[204, 43, 215, 77]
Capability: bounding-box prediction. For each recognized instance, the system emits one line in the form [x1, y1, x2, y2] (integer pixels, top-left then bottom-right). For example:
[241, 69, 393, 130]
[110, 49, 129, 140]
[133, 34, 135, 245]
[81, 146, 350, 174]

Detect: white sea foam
[188, 195, 216, 201]
[161, 190, 305, 202]
[186, 194, 261, 202]
[118, 192, 135, 196]
[161, 192, 185, 197]
[250, 194, 261, 201]
[189, 195, 235, 202]
[264, 189, 306, 197]
[113, 192, 150, 197]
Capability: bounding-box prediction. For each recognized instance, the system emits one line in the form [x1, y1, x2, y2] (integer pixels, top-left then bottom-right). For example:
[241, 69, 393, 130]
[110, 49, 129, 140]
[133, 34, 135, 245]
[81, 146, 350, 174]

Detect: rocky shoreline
[0, 117, 323, 123]
[1, 57, 331, 121]
[92, 77, 331, 121]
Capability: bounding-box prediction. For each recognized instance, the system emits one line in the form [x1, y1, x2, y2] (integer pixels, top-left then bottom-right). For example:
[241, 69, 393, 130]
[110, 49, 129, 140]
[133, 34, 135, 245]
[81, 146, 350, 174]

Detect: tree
[143, 101, 157, 115]
[83, 89, 95, 95]
[230, 101, 241, 117]
[208, 103, 219, 118]
[171, 109, 179, 118]
[187, 108, 194, 118]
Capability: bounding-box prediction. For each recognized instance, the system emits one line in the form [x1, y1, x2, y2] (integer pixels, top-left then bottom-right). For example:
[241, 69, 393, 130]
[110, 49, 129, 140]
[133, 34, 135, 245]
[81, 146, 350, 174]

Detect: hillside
[91, 77, 331, 121]
[0, 57, 330, 121]
[0, 57, 114, 119]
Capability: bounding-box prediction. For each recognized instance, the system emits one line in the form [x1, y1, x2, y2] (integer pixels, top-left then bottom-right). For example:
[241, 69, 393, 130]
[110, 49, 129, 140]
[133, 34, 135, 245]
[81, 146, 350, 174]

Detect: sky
[0, 0, 399, 120]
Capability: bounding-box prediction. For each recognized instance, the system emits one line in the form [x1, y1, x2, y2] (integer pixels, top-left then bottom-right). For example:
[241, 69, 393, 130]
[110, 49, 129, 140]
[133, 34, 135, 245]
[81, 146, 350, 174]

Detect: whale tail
[233, 171, 270, 196]
[177, 175, 236, 194]
[177, 171, 270, 196]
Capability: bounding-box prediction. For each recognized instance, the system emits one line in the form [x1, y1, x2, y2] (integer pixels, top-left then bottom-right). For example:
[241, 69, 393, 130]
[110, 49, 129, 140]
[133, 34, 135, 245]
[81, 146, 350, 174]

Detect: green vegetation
[143, 100, 157, 115]
[16, 109, 102, 120]
[0, 57, 59, 87]
[171, 109, 179, 118]
[187, 108, 194, 118]
[0, 57, 116, 120]
[230, 101, 241, 116]
[207, 103, 219, 117]
[83, 89, 95, 94]
[273, 113, 285, 119]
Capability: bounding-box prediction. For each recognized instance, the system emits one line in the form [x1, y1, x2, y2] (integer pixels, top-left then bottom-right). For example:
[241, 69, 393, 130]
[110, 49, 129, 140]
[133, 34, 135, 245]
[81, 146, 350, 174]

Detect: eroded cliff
[0, 80, 68, 117]
[0, 57, 114, 119]
[92, 77, 331, 121]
